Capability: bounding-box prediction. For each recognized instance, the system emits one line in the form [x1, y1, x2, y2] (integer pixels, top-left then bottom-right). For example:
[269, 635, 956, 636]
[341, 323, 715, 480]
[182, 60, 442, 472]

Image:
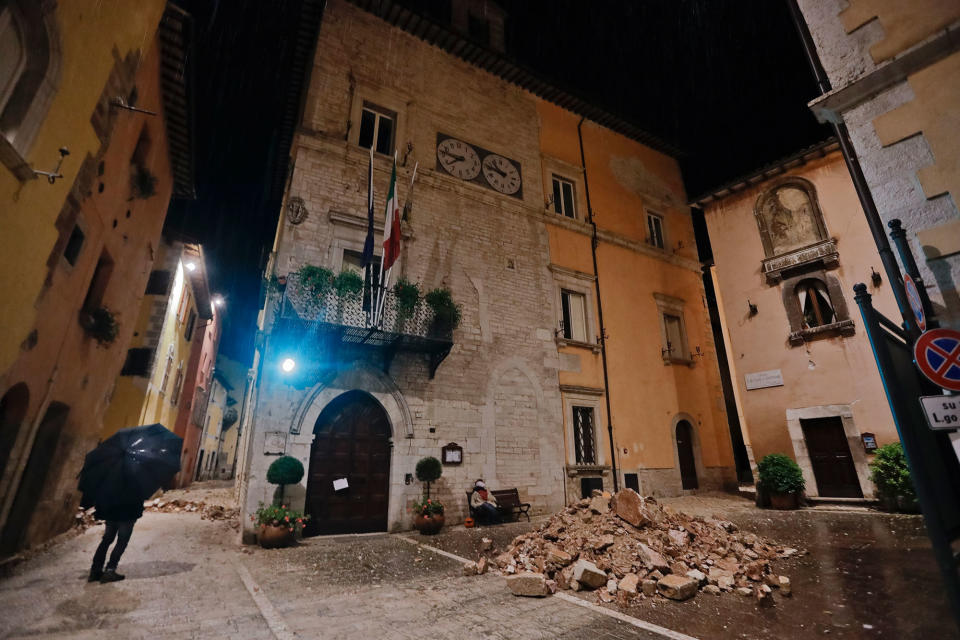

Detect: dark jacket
[94, 499, 144, 523]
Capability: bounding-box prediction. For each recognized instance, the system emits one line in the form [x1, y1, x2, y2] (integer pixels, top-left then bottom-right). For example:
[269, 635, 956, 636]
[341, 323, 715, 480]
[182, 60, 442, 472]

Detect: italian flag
[382, 158, 402, 270]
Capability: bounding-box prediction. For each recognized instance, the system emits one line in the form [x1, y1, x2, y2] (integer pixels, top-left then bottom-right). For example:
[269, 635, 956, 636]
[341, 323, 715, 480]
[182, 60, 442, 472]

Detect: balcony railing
[276, 272, 453, 377]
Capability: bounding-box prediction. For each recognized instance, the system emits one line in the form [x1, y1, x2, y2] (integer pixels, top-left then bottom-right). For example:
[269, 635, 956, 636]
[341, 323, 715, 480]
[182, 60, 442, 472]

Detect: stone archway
[303, 390, 391, 536]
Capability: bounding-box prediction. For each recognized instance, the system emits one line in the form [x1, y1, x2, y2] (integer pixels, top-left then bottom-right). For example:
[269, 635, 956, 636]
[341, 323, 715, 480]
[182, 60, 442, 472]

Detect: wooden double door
[304, 391, 391, 536]
[800, 417, 863, 498]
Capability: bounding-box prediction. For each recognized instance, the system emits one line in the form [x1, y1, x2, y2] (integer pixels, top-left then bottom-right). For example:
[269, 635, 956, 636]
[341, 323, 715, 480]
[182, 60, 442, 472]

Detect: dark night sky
[167, 0, 830, 364]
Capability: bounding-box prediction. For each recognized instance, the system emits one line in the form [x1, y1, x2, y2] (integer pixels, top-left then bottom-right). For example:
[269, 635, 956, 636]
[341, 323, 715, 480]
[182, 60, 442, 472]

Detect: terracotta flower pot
[414, 513, 445, 535]
[259, 523, 294, 548]
[769, 492, 798, 510]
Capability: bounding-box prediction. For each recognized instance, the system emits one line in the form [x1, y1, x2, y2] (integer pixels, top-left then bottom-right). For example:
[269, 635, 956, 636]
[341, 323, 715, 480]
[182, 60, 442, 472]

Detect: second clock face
[436, 138, 481, 180]
[482, 154, 521, 195]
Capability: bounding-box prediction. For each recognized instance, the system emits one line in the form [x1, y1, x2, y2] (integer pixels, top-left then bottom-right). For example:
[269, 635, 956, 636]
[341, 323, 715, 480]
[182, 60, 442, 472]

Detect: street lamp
[281, 358, 296, 373]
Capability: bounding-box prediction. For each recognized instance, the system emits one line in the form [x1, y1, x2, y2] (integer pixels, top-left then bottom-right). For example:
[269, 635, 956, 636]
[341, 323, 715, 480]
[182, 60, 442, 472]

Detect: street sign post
[904, 274, 926, 332]
[914, 328, 960, 392]
[920, 395, 960, 431]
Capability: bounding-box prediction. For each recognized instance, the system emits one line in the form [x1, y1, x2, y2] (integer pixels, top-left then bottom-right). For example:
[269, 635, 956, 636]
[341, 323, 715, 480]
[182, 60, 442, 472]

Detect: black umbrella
[78, 423, 183, 508]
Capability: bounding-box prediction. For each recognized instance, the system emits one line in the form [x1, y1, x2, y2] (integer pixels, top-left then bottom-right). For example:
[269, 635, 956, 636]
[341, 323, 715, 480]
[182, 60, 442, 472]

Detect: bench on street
[466, 487, 532, 523]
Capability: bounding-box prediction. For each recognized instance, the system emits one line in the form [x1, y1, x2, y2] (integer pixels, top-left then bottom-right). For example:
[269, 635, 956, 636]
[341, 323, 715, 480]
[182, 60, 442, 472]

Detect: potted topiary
[267, 455, 304, 507]
[757, 453, 805, 510]
[424, 288, 461, 339]
[413, 456, 444, 534]
[252, 502, 309, 548]
[869, 442, 917, 512]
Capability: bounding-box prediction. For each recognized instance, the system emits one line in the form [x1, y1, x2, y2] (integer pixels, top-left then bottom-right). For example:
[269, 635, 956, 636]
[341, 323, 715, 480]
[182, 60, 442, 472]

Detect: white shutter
[568, 292, 587, 342]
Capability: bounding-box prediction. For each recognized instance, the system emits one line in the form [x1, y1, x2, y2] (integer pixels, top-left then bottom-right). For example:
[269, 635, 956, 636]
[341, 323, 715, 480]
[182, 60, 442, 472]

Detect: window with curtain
[552, 175, 576, 219]
[561, 289, 587, 342]
[663, 313, 687, 360]
[797, 279, 835, 328]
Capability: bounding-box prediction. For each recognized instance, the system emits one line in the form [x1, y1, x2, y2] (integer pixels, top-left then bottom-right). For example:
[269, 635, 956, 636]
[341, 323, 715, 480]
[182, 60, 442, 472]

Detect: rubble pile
[146, 498, 240, 528]
[492, 489, 798, 606]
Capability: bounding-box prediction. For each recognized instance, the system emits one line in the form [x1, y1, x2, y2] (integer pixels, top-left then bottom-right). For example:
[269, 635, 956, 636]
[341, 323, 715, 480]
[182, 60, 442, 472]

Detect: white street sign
[920, 395, 960, 431]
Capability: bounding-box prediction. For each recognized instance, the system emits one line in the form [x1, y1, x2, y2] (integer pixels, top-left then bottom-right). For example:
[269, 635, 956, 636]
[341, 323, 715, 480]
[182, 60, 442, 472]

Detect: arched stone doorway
[676, 420, 699, 490]
[0, 401, 69, 555]
[0, 383, 29, 489]
[304, 391, 391, 536]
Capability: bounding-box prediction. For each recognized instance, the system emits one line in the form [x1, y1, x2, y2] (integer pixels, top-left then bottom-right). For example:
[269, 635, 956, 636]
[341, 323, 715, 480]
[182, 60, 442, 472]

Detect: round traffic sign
[904, 274, 926, 332]
[914, 328, 960, 392]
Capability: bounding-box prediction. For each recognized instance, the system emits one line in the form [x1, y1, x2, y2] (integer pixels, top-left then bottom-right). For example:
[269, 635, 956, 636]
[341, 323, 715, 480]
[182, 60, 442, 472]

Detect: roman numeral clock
[435, 133, 523, 198]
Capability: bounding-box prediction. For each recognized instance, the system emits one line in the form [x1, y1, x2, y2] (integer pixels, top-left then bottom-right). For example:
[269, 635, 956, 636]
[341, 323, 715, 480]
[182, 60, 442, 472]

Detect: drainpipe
[577, 117, 619, 492]
[785, 0, 918, 337]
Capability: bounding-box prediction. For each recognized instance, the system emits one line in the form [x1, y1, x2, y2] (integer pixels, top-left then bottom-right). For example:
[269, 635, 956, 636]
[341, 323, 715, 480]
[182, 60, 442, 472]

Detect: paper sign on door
[333, 478, 349, 491]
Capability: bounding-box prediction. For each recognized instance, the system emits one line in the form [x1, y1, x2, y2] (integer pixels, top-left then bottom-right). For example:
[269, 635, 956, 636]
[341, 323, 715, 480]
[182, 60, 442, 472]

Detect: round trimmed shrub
[869, 442, 915, 501]
[416, 456, 442, 499]
[757, 453, 805, 495]
[267, 456, 304, 487]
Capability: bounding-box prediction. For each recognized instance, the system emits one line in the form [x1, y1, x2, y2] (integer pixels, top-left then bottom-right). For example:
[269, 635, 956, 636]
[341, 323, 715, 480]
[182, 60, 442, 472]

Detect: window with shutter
[561, 290, 587, 342]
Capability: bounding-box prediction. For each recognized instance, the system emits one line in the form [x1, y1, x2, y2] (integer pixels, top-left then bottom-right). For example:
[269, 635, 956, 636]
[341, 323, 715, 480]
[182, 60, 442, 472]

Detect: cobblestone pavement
[0, 513, 678, 640]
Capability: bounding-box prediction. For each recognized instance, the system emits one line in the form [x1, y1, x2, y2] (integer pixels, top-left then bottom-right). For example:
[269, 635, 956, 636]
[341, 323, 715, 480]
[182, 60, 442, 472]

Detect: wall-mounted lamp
[33, 147, 69, 184]
[871, 267, 882, 287]
[693, 345, 705, 359]
[280, 358, 296, 373]
[213, 295, 225, 308]
[110, 97, 157, 116]
[747, 299, 758, 316]
[661, 341, 674, 358]
[544, 194, 554, 210]
[401, 141, 414, 166]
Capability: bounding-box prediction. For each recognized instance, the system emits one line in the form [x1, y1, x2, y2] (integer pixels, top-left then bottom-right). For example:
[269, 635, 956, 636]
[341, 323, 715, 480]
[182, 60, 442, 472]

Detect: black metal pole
[785, 0, 919, 339]
[888, 219, 939, 328]
[578, 117, 618, 492]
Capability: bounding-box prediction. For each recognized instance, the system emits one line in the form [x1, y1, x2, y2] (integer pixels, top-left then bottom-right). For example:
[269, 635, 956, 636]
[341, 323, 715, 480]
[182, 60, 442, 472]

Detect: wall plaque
[745, 369, 784, 390]
[264, 431, 287, 455]
[441, 442, 463, 465]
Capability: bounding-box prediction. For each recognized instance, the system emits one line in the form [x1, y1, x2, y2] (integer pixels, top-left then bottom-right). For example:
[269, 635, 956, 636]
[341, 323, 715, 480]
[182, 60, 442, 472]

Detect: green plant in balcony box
[757, 453, 804, 509]
[393, 277, 421, 330]
[266, 455, 304, 506]
[81, 307, 119, 346]
[424, 287, 461, 338]
[298, 265, 333, 300]
[333, 270, 364, 297]
[869, 442, 916, 511]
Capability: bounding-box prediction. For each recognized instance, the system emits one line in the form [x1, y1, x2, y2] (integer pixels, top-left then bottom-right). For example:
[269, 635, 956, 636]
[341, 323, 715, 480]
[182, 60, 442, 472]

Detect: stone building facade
[238, 0, 736, 540]
[796, 0, 960, 327]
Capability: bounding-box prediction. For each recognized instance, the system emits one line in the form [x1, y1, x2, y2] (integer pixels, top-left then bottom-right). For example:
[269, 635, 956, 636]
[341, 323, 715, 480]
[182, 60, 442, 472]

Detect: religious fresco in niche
[756, 183, 826, 256]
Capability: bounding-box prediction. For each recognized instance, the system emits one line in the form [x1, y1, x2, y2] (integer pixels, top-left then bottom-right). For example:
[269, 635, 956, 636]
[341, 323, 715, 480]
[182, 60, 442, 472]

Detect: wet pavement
[0, 491, 956, 639]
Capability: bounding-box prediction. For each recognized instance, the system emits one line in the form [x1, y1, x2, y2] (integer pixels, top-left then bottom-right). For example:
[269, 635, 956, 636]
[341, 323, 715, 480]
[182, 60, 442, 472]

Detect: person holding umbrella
[78, 423, 182, 584]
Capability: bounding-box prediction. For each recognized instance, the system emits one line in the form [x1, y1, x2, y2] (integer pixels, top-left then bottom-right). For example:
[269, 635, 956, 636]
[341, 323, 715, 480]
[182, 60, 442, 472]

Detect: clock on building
[482, 153, 521, 195]
[435, 133, 523, 198]
[436, 137, 481, 180]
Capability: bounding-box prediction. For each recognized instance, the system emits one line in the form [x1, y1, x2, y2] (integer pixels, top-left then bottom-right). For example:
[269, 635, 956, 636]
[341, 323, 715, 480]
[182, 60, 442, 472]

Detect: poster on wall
[264, 431, 287, 455]
[745, 369, 784, 390]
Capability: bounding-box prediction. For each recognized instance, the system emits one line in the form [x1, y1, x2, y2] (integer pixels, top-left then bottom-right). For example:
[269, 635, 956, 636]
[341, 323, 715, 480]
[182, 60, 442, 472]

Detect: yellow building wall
[0, 1, 167, 374]
[841, 0, 960, 63]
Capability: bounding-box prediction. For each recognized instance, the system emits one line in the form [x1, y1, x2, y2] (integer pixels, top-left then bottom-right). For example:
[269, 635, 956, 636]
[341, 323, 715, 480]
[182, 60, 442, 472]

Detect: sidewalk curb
[236, 562, 298, 640]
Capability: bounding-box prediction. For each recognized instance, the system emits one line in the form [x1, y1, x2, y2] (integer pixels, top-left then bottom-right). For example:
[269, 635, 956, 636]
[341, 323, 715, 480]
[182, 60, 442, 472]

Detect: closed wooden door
[304, 391, 391, 535]
[676, 420, 698, 490]
[800, 417, 863, 498]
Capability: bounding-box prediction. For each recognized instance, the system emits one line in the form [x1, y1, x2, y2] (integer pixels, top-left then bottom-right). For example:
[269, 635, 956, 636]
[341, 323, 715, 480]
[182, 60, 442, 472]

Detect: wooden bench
[466, 488, 532, 523]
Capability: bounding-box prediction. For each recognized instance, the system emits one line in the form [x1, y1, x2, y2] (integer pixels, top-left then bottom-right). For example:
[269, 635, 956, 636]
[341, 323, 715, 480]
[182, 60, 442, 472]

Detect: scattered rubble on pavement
[482, 489, 799, 606]
[146, 498, 240, 529]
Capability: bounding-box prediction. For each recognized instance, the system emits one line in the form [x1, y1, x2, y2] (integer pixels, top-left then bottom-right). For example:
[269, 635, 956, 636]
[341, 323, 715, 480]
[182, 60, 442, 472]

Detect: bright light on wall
[185, 261, 197, 272]
[213, 295, 224, 307]
[281, 358, 296, 373]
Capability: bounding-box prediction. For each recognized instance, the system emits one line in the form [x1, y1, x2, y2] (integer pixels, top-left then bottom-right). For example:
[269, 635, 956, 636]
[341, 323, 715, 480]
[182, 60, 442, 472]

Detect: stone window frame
[645, 209, 666, 250]
[550, 174, 578, 220]
[561, 387, 606, 468]
[785, 404, 872, 499]
[540, 155, 587, 224]
[0, 0, 61, 182]
[347, 84, 406, 160]
[549, 264, 600, 352]
[753, 176, 830, 259]
[654, 292, 692, 365]
[781, 270, 855, 346]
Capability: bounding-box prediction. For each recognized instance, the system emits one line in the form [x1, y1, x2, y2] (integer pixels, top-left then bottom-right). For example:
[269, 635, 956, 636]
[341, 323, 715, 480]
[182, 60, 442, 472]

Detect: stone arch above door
[670, 413, 705, 492]
[290, 362, 412, 439]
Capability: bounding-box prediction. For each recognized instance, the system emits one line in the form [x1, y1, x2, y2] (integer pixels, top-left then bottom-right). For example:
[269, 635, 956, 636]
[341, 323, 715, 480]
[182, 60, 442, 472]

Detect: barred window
[573, 406, 596, 465]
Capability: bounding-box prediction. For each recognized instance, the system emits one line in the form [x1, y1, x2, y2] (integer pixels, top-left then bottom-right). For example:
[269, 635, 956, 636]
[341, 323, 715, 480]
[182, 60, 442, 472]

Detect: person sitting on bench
[470, 479, 501, 524]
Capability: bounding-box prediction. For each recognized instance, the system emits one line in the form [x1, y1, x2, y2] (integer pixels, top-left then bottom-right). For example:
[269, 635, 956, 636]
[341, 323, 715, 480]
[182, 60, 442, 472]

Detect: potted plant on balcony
[298, 265, 333, 316]
[333, 270, 364, 322]
[80, 306, 119, 346]
[869, 442, 917, 512]
[412, 456, 445, 534]
[393, 277, 420, 333]
[253, 502, 309, 548]
[425, 288, 461, 339]
[757, 453, 805, 510]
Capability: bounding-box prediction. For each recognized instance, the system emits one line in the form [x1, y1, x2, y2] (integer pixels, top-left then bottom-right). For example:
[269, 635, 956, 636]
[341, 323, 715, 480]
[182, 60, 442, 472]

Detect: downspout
[577, 117, 619, 492]
[785, 0, 917, 337]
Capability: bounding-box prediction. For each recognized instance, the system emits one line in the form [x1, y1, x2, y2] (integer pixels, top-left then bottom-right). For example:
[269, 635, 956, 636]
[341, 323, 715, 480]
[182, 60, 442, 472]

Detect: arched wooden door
[304, 391, 391, 536]
[676, 420, 699, 490]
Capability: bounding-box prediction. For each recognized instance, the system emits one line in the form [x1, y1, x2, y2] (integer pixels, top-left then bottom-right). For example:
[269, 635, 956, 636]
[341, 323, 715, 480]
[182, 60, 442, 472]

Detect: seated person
[470, 479, 501, 524]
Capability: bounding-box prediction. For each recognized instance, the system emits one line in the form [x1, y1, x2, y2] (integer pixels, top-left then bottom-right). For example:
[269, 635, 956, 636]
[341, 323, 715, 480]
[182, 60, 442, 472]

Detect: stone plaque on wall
[264, 431, 287, 455]
[745, 369, 784, 390]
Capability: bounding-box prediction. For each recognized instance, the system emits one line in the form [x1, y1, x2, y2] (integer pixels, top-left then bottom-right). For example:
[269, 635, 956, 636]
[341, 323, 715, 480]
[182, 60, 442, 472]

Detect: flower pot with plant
[297, 265, 333, 316]
[333, 270, 364, 321]
[80, 306, 119, 346]
[393, 277, 421, 333]
[869, 442, 916, 512]
[757, 453, 805, 510]
[266, 455, 304, 507]
[425, 288, 461, 339]
[412, 496, 445, 534]
[252, 502, 309, 548]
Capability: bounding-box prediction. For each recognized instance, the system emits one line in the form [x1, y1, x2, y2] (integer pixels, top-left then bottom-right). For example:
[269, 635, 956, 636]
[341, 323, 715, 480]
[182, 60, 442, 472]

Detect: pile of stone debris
[486, 489, 798, 607]
[146, 498, 240, 528]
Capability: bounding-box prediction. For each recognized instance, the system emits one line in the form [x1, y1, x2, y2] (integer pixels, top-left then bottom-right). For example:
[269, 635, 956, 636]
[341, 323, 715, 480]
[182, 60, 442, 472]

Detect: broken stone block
[507, 572, 551, 597]
[607, 578, 618, 594]
[477, 557, 488, 575]
[593, 534, 615, 551]
[495, 552, 513, 568]
[611, 489, 650, 528]
[597, 590, 615, 603]
[779, 576, 792, 596]
[669, 560, 689, 576]
[756, 584, 775, 607]
[718, 575, 735, 591]
[780, 548, 798, 558]
[638, 543, 670, 573]
[764, 573, 780, 588]
[589, 495, 610, 515]
[703, 584, 721, 596]
[650, 569, 664, 580]
[546, 579, 558, 594]
[641, 579, 657, 597]
[685, 569, 707, 585]
[668, 529, 688, 547]
[557, 566, 574, 590]
[619, 573, 639, 595]
[463, 562, 478, 576]
[571, 579, 581, 592]
[736, 587, 753, 597]
[545, 545, 573, 566]
[480, 537, 493, 552]
[572, 559, 607, 589]
[657, 574, 698, 601]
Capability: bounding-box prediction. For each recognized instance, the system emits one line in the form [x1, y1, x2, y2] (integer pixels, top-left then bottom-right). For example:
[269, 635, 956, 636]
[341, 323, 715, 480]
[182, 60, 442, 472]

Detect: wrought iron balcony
[275, 272, 453, 378]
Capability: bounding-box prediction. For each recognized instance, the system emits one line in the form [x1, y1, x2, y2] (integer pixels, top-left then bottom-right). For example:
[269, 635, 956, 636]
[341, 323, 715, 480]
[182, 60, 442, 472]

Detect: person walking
[470, 479, 501, 525]
[88, 495, 143, 583]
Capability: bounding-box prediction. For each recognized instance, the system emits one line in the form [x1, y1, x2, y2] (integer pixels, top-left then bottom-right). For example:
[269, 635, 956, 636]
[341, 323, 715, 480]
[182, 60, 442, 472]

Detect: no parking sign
[914, 328, 960, 392]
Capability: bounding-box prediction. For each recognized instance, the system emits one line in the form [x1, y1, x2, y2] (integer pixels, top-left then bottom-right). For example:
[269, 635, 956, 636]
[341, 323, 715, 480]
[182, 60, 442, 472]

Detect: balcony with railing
[274, 272, 453, 378]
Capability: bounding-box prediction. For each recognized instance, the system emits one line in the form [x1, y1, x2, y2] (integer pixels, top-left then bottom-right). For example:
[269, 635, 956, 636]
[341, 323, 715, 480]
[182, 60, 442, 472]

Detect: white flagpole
[373, 151, 397, 328]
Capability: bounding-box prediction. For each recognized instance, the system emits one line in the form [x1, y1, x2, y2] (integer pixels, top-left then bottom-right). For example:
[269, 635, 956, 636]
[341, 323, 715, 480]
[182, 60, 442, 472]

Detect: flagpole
[364, 146, 376, 328]
[373, 151, 398, 328]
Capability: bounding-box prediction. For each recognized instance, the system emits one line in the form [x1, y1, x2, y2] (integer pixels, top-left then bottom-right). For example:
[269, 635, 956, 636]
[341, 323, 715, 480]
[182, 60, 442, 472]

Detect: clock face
[482, 154, 521, 195]
[436, 138, 481, 181]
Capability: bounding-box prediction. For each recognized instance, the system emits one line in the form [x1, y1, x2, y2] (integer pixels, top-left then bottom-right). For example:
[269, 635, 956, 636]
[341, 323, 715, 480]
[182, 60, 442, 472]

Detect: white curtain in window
[567, 292, 587, 342]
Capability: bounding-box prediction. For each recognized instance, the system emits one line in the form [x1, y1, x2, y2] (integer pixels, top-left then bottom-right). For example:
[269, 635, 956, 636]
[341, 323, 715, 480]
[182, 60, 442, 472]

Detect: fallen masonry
[146, 498, 240, 529]
[491, 489, 796, 606]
